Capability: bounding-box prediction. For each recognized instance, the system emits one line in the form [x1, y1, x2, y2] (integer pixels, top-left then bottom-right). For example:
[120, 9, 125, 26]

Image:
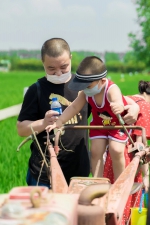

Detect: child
[46, 56, 137, 180]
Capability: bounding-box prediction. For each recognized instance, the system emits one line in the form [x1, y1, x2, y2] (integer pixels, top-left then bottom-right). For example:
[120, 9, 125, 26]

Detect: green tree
[123, 51, 137, 63]
[129, 0, 150, 68]
[105, 52, 120, 63]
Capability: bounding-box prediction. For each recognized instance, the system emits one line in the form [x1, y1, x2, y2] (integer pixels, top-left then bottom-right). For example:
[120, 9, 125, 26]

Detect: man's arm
[17, 110, 59, 137]
[17, 83, 58, 137]
[123, 96, 140, 125]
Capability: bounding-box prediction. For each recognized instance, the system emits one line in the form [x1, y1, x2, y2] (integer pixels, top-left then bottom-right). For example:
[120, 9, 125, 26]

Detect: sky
[0, 0, 139, 52]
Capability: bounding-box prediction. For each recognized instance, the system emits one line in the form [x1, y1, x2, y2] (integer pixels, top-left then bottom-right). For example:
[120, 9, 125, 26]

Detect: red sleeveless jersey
[87, 79, 127, 127]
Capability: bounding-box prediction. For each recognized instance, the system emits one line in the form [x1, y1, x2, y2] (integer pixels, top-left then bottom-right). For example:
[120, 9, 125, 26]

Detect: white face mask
[83, 82, 103, 97]
[47, 71, 71, 84]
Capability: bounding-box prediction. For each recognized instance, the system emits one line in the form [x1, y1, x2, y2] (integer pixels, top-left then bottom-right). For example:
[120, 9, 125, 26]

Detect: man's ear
[70, 54, 72, 59]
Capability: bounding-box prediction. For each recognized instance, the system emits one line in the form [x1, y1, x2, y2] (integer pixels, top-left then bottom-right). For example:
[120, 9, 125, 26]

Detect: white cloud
[0, 0, 140, 52]
[98, 0, 139, 52]
[106, 0, 133, 17]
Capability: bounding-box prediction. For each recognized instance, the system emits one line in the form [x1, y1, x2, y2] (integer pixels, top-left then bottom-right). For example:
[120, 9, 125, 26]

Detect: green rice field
[0, 71, 150, 193]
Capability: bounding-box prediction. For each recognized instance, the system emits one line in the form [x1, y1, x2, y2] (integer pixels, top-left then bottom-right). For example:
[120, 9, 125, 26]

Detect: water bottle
[51, 97, 62, 115]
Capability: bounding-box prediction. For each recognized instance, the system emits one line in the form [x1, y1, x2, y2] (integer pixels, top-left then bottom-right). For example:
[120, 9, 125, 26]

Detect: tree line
[0, 0, 149, 73]
[0, 50, 146, 73]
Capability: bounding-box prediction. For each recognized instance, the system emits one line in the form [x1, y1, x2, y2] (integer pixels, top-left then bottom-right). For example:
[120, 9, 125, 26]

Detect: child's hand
[110, 102, 124, 115]
[45, 120, 63, 132]
[46, 122, 57, 133]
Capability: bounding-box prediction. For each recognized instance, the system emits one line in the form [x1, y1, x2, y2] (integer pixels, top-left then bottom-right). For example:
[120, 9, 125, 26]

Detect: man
[17, 38, 90, 188]
[17, 37, 139, 188]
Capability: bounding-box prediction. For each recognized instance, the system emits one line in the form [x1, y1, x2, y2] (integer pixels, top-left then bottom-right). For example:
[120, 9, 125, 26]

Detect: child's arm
[107, 85, 125, 115]
[46, 91, 86, 132]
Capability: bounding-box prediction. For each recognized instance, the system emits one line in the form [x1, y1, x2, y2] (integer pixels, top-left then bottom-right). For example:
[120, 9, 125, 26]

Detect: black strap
[36, 81, 41, 106]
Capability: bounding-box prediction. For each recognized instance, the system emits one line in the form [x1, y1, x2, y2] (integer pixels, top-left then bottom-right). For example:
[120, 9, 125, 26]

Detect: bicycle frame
[15, 125, 150, 225]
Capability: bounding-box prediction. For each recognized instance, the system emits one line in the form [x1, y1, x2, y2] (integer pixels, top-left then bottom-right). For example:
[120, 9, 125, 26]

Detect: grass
[0, 71, 43, 109]
[0, 71, 43, 192]
[0, 117, 30, 192]
[0, 71, 150, 193]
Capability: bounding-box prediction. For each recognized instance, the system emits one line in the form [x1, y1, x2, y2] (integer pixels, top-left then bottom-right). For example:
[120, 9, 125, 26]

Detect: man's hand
[43, 110, 59, 128]
[123, 104, 139, 125]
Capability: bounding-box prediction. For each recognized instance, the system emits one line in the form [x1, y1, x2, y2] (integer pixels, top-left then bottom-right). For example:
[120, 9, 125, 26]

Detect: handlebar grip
[17, 135, 34, 151]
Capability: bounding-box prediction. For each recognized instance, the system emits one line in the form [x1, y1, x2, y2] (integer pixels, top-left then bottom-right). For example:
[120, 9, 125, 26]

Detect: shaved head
[41, 38, 71, 61]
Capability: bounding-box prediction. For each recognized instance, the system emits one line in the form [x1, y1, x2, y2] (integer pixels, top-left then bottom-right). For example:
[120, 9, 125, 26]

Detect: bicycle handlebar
[54, 125, 147, 148]
[17, 125, 147, 152]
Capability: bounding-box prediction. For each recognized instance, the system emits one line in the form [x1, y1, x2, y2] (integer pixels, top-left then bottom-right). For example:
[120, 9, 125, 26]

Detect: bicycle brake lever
[17, 134, 34, 152]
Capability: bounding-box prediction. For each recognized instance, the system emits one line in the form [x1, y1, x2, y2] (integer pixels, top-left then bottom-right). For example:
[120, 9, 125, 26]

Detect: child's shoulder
[107, 79, 115, 86]
[107, 79, 118, 90]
